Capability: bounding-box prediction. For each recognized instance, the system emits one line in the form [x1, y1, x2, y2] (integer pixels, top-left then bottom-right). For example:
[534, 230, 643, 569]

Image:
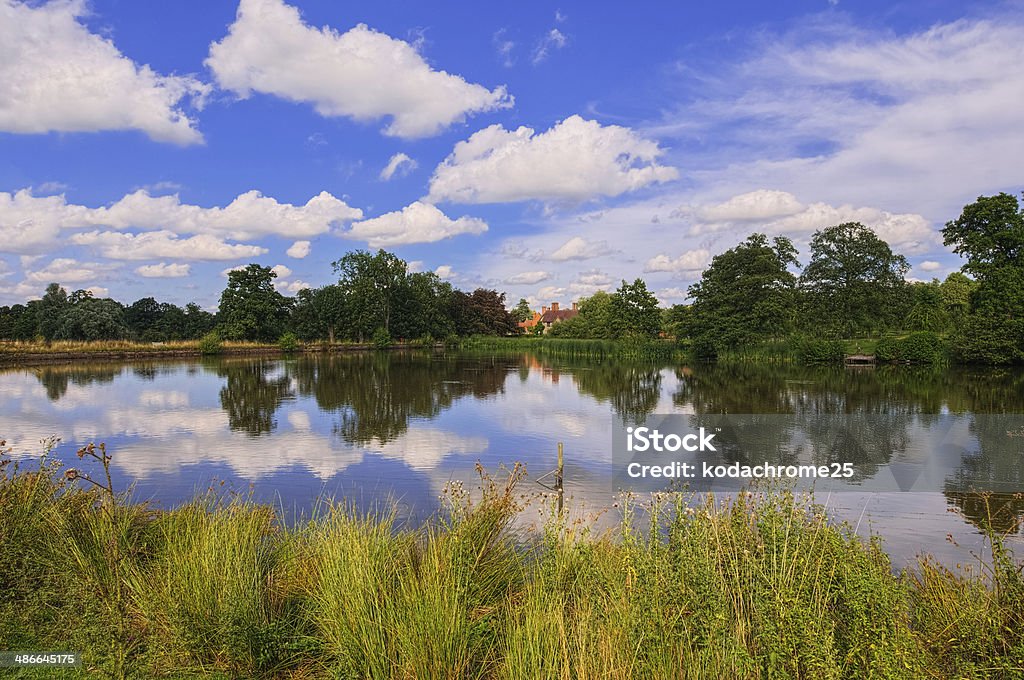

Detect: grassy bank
[456, 336, 678, 361]
[0, 339, 447, 366]
[1, 446, 1022, 679]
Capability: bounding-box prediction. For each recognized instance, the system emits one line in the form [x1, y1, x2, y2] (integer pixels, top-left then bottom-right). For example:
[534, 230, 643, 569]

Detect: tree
[38, 283, 69, 341]
[182, 303, 216, 339]
[511, 298, 533, 324]
[905, 280, 947, 332]
[799, 223, 909, 336]
[54, 297, 128, 340]
[687, 233, 799, 350]
[217, 264, 291, 342]
[613, 279, 661, 338]
[577, 291, 619, 339]
[939, 272, 976, 321]
[332, 250, 407, 339]
[449, 289, 517, 336]
[942, 193, 1024, 363]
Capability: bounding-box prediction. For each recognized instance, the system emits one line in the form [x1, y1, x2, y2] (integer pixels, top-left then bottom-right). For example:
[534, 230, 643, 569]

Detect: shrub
[198, 331, 222, 355]
[278, 332, 300, 353]
[901, 331, 943, 364]
[875, 336, 902, 362]
[794, 338, 844, 364]
[372, 327, 391, 350]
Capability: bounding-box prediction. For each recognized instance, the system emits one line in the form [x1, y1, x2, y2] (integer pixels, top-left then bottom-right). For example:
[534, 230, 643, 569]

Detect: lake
[1, 351, 1022, 568]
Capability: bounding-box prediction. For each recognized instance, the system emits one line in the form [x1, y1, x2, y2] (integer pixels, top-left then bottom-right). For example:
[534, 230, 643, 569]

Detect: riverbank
[0, 339, 446, 367]
[2, 448, 1021, 679]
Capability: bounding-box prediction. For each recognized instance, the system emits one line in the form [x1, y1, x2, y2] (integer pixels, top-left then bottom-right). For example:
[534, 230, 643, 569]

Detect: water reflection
[0, 353, 1022, 558]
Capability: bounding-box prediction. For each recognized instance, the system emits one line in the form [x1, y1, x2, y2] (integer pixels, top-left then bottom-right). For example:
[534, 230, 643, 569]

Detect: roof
[539, 308, 578, 324]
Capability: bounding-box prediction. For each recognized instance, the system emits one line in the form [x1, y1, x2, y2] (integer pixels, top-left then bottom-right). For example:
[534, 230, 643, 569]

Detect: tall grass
[1, 445, 1022, 678]
[456, 336, 677, 361]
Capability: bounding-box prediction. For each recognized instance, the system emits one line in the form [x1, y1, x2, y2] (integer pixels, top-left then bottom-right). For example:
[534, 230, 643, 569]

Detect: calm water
[1, 351, 1022, 568]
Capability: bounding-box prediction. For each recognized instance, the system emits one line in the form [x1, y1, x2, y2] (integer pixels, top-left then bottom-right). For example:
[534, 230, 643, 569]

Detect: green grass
[1, 446, 1022, 678]
[455, 335, 678, 361]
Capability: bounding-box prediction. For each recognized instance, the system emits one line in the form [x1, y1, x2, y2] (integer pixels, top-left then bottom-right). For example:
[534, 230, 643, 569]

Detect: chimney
[552, 302, 559, 312]
[542, 306, 548, 314]
[572, 301, 578, 311]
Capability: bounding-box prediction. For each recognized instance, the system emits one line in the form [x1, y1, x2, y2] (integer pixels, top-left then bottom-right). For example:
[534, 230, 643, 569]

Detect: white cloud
[657, 287, 689, 303]
[0, 189, 361, 254]
[532, 28, 567, 65]
[493, 29, 516, 67]
[549, 236, 614, 261]
[135, 262, 191, 278]
[0, 0, 208, 144]
[346, 201, 487, 248]
[206, 0, 512, 138]
[917, 260, 942, 272]
[407, 260, 425, 273]
[663, 16, 1024, 222]
[71, 231, 267, 261]
[84, 286, 109, 298]
[427, 115, 678, 204]
[281, 279, 311, 294]
[25, 258, 107, 284]
[271, 264, 292, 279]
[434, 265, 455, 280]
[286, 240, 311, 258]
[643, 249, 711, 275]
[379, 152, 417, 180]
[690, 189, 805, 223]
[679, 190, 937, 254]
[504, 271, 550, 285]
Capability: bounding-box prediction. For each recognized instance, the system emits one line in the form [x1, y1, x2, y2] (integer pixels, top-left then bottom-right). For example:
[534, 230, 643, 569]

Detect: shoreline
[0, 341, 447, 367]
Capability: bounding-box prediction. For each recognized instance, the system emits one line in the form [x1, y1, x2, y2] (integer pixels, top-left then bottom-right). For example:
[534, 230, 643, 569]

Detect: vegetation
[1, 191, 1022, 364]
[1, 444, 1021, 679]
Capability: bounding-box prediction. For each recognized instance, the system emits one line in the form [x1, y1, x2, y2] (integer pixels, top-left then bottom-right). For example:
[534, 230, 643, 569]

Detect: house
[517, 310, 543, 332]
[538, 302, 578, 332]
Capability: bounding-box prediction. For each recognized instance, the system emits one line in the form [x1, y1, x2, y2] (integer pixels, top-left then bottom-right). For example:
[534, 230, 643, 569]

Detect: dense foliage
[1, 191, 1022, 363]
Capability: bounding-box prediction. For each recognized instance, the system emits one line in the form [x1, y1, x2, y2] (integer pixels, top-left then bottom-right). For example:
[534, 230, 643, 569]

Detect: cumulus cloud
[690, 189, 805, 223]
[917, 261, 942, 272]
[434, 265, 455, 280]
[504, 271, 550, 285]
[0, 0, 208, 144]
[71, 231, 267, 261]
[379, 152, 417, 180]
[206, 0, 512, 138]
[643, 249, 711, 275]
[346, 201, 487, 248]
[270, 264, 292, 279]
[135, 262, 191, 278]
[548, 236, 615, 261]
[25, 258, 107, 284]
[683, 190, 937, 253]
[0, 189, 361, 253]
[286, 240, 311, 258]
[427, 115, 678, 204]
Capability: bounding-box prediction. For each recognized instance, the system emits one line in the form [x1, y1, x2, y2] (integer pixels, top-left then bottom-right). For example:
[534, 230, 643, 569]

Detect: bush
[877, 332, 946, 364]
[950, 315, 1024, 365]
[372, 327, 391, 350]
[794, 338, 844, 364]
[278, 332, 300, 353]
[198, 331, 222, 355]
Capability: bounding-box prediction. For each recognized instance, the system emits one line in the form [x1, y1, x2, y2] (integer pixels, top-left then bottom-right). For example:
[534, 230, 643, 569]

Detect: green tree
[905, 280, 947, 332]
[613, 278, 661, 338]
[942, 192, 1024, 363]
[687, 233, 799, 350]
[799, 222, 909, 336]
[217, 264, 292, 342]
[38, 283, 69, 341]
[54, 297, 128, 341]
[939, 272, 976, 322]
[576, 291, 618, 339]
[511, 298, 533, 324]
[332, 250, 407, 339]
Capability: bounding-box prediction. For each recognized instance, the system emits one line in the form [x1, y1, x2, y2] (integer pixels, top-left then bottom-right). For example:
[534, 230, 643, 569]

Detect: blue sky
[1, 0, 1022, 309]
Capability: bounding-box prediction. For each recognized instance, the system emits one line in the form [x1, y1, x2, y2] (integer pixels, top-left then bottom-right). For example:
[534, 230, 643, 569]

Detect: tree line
[0, 191, 1020, 363]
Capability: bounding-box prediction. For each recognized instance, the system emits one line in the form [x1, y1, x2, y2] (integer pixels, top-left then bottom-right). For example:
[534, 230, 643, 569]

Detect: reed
[1, 445, 1021, 678]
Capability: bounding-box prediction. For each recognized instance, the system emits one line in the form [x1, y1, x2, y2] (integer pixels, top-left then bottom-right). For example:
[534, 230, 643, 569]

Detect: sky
[1, 0, 1022, 310]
